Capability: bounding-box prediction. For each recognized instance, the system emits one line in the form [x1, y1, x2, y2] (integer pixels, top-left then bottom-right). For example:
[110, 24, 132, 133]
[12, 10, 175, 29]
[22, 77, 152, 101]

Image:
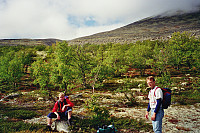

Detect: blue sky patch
[84, 19, 96, 26]
[68, 15, 97, 27]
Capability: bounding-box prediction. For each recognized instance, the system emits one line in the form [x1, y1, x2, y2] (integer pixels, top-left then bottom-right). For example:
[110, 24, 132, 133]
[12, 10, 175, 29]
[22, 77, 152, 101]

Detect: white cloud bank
[0, 0, 200, 40]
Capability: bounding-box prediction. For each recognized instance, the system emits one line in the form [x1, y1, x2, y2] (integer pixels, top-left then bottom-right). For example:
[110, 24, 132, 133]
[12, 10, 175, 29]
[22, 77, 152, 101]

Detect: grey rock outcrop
[51, 120, 70, 133]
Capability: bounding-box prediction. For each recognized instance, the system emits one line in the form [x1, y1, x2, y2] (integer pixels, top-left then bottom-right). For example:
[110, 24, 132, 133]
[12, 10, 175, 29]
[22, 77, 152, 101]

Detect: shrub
[85, 94, 110, 121]
[114, 78, 138, 106]
[156, 72, 172, 88]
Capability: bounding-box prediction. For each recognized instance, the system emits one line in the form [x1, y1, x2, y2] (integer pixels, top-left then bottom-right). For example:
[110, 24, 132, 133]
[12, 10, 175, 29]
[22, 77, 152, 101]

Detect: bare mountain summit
[68, 10, 200, 45]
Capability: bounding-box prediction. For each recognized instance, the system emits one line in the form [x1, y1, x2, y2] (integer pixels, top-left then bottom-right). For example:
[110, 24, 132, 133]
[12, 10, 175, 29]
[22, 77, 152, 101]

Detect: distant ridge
[0, 38, 62, 46]
[67, 10, 200, 45]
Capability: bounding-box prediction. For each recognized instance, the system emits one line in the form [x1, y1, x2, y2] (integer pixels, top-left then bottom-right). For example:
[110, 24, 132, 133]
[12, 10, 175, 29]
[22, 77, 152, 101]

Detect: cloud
[0, 0, 76, 39]
[0, 0, 200, 40]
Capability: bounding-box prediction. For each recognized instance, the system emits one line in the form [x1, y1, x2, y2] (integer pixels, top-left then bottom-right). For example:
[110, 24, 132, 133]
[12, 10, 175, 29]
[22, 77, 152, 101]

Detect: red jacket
[52, 99, 74, 113]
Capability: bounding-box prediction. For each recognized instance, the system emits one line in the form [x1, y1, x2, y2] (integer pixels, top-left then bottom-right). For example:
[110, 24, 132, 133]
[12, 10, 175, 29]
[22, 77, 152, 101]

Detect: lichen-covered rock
[51, 120, 70, 133]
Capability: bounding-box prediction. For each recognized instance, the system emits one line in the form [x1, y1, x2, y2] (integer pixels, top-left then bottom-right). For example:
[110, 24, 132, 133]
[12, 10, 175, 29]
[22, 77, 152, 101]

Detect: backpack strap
[57, 100, 61, 111]
[57, 99, 67, 111]
[64, 98, 67, 105]
[154, 87, 164, 101]
[154, 87, 159, 96]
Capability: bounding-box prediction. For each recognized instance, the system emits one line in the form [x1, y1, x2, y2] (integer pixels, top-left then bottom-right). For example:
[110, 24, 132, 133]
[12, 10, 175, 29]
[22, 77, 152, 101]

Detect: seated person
[47, 92, 74, 129]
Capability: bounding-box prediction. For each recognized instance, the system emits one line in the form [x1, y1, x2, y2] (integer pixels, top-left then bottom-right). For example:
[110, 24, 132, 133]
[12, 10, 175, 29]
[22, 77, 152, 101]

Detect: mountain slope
[68, 10, 200, 45]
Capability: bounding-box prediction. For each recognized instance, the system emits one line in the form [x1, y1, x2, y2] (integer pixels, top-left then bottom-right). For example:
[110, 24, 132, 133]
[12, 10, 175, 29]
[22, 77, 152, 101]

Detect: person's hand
[62, 105, 66, 112]
[145, 111, 149, 120]
[151, 113, 156, 121]
[62, 104, 70, 111]
[57, 115, 60, 120]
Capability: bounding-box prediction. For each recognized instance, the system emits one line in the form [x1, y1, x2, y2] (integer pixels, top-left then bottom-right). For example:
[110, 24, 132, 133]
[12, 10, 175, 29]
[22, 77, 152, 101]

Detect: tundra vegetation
[0, 32, 199, 132]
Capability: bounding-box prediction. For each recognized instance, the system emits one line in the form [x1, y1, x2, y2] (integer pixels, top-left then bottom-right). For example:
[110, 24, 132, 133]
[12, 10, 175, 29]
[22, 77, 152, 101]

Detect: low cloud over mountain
[0, 0, 200, 40]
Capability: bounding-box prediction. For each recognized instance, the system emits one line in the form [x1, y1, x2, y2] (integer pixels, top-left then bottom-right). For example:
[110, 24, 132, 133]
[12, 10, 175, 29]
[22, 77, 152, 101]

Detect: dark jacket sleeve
[154, 99, 162, 113]
[147, 103, 151, 112]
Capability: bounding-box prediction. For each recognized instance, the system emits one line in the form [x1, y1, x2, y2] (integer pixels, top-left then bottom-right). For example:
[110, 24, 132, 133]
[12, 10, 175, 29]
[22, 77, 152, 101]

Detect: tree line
[0, 32, 199, 96]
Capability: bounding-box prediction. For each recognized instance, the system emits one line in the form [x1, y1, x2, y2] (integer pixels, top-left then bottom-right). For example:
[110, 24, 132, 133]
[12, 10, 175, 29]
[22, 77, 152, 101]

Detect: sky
[0, 0, 200, 40]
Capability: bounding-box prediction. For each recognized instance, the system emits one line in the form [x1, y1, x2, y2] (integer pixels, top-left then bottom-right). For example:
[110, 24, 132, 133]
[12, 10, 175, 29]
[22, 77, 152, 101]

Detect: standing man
[145, 76, 164, 133]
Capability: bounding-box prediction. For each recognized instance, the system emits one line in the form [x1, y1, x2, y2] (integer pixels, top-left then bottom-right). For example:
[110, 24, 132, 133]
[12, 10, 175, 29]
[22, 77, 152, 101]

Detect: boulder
[51, 120, 70, 133]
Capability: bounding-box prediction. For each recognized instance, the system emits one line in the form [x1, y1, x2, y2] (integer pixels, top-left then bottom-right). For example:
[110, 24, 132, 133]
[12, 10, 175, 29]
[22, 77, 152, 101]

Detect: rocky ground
[108, 104, 200, 133]
[19, 91, 200, 133]
[162, 104, 200, 133]
[23, 103, 200, 133]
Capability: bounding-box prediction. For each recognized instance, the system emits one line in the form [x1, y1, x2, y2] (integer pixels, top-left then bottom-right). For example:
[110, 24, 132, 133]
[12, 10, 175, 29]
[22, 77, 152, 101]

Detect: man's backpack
[155, 87, 171, 109]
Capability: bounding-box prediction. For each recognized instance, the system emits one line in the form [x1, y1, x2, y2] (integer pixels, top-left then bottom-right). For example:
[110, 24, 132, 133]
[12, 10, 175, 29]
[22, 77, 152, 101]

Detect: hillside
[68, 10, 200, 45]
